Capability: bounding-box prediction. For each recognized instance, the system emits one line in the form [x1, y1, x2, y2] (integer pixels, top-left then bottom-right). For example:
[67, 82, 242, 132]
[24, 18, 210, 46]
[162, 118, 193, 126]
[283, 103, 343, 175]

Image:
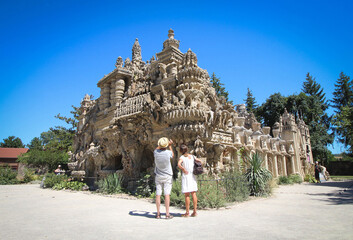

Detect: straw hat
[158, 137, 169, 148]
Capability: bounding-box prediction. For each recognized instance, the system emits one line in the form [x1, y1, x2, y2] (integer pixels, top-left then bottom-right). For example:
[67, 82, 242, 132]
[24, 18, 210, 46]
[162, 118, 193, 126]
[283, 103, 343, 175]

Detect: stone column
[277, 157, 282, 176]
[268, 156, 273, 175]
[273, 155, 279, 178]
[264, 153, 269, 170]
[110, 81, 116, 106]
[282, 156, 287, 176]
[102, 84, 111, 109]
[293, 155, 299, 174]
[290, 156, 296, 174]
[115, 79, 125, 104]
[98, 88, 105, 111]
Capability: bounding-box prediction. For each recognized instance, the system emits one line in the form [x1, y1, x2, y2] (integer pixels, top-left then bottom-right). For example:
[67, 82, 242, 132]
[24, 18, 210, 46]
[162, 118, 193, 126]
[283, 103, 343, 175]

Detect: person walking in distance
[314, 161, 321, 183]
[154, 137, 174, 219]
[177, 144, 202, 217]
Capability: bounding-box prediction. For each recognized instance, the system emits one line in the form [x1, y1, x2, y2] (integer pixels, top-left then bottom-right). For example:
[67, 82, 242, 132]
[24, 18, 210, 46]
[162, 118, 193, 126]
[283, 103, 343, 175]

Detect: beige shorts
[155, 175, 173, 196]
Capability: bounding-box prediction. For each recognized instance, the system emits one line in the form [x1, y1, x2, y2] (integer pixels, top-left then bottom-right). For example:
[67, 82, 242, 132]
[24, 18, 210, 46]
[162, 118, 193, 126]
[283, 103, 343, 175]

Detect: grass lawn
[330, 176, 353, 181]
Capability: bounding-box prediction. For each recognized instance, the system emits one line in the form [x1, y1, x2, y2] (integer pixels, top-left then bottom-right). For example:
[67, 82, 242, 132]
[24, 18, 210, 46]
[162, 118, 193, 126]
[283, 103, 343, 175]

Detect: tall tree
[257, 73, 334, 164]
[333, 105, 353, 154]
[300, 74, 333, 163]
[210, 73, 232, 104]
[0, 136, 25, 148]
[302, 72, 327, 110]
[244, 88, 257, 113]
[331, 72, 353, 154]
[331, 72, 353, 112]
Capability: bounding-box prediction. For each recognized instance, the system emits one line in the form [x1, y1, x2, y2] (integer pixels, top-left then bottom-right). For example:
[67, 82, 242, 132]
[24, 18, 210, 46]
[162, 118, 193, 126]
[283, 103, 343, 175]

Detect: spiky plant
[98, 173, 124, 194]
[244, 152, 272, 196]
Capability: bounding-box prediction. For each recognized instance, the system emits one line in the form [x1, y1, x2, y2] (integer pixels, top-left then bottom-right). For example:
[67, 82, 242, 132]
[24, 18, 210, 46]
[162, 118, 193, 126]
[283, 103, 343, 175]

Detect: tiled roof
[0, 148, 29, 158]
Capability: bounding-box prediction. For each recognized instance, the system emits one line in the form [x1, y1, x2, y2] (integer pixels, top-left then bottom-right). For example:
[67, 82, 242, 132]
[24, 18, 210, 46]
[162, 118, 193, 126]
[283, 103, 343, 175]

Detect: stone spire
[132, 38, 142, 63]
[163, 29, 180, 50]
[168, 29, 175, 39]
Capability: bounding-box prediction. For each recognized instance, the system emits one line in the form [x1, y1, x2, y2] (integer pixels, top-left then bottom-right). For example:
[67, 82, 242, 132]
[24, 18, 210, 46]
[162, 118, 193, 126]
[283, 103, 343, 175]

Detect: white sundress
[180, 155, 198, 193]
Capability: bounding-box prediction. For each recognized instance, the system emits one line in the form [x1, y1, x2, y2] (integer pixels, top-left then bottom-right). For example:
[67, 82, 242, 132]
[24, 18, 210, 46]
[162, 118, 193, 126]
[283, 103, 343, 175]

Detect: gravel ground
[0, 181, 352, 240]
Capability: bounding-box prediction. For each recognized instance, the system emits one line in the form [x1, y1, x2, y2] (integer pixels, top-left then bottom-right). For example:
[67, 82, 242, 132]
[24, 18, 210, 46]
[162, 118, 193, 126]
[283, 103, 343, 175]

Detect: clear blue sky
[1, 0, 352, 153]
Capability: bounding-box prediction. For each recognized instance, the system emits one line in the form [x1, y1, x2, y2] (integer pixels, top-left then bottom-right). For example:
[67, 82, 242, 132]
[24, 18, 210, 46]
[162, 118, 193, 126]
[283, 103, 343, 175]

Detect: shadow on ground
[129, 210, 183, 219]
[311, 180, 353, 189]
[306, 180, 353, 205]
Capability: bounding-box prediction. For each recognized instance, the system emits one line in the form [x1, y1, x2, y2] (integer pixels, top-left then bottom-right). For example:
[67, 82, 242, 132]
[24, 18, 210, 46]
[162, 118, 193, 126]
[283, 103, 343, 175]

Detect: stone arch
[102, 154, 123, 171]
[86, 159, 97, 187]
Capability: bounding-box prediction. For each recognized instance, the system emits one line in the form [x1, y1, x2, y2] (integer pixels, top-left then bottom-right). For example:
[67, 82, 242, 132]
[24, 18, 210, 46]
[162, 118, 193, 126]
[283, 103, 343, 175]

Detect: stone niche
[68, 29, 313, 184]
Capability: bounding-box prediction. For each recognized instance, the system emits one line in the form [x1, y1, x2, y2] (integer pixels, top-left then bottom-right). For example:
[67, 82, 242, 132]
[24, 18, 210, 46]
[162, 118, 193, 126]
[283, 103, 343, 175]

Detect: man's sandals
[181, 212, 189, 217]
[181, 212, 197, 217]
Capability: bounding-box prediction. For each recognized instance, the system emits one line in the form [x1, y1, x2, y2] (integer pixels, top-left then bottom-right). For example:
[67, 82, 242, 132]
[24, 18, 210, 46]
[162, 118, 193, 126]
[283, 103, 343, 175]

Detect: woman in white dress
[177, 144, 202, 217]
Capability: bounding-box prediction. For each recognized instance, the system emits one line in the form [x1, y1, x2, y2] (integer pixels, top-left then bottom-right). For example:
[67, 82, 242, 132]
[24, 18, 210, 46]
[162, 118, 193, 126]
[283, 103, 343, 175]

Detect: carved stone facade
[68, 30, 313, 181]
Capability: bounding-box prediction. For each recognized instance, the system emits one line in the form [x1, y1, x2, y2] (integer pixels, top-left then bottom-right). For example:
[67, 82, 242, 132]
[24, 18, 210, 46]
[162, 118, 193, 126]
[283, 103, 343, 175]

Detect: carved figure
[115, 56, 123, 68]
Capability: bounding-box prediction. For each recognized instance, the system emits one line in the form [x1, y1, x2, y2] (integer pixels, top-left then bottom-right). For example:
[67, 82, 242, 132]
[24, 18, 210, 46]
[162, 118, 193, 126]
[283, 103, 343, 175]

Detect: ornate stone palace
[68, 29, 313, 181]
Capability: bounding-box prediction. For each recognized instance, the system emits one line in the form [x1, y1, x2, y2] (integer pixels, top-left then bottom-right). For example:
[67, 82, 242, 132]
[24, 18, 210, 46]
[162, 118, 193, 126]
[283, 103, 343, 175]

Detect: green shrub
[278, 176, 292, 185]
[197, 176, 226, 209]
[169, 176, 185, 207]
[43, 173, 68, 188]
[135, 173, 154, 197]
[23, 168, 36, 183]
[97, 173, 124, 194]
[289, 174, 302, 184]
[221, 171, 250, 202]
[278, 174, 303, 185]
[167, 175, 227, 209]
[53, 181, 88, 191]
[304, 174, 317, 183]
[0, 166, 19, 185]
[244, 152, 272, 196]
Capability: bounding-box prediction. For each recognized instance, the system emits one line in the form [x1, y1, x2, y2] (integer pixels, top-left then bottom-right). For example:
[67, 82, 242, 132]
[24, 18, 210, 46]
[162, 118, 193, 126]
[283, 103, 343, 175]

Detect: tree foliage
[210, 73, 232, 104]
[0, 136, 25, 148]
[302, 73, 327, 109]
[244, 88, 257, 113]
[256, 73, 334, 164]
[331, 72, 353, 112]
[55, 105, 81, 129]
[256, 92, 286, 128]
[298, 74, 333, 163]
[331, 72, 353, 154]
[27, 137, 43, 150]
[18, 149, 69, 172]
[18, 105, 80, 172]
[333, 106, 353, 154]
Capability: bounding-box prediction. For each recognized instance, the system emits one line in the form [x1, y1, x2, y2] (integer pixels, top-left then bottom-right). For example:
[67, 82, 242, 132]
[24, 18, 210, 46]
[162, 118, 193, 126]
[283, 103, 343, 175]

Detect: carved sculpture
[68, 30, 313, 183]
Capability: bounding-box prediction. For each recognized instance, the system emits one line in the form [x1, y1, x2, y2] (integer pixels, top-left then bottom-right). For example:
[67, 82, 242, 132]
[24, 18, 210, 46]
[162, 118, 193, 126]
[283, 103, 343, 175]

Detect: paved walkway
[1, 181, 352, 240]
